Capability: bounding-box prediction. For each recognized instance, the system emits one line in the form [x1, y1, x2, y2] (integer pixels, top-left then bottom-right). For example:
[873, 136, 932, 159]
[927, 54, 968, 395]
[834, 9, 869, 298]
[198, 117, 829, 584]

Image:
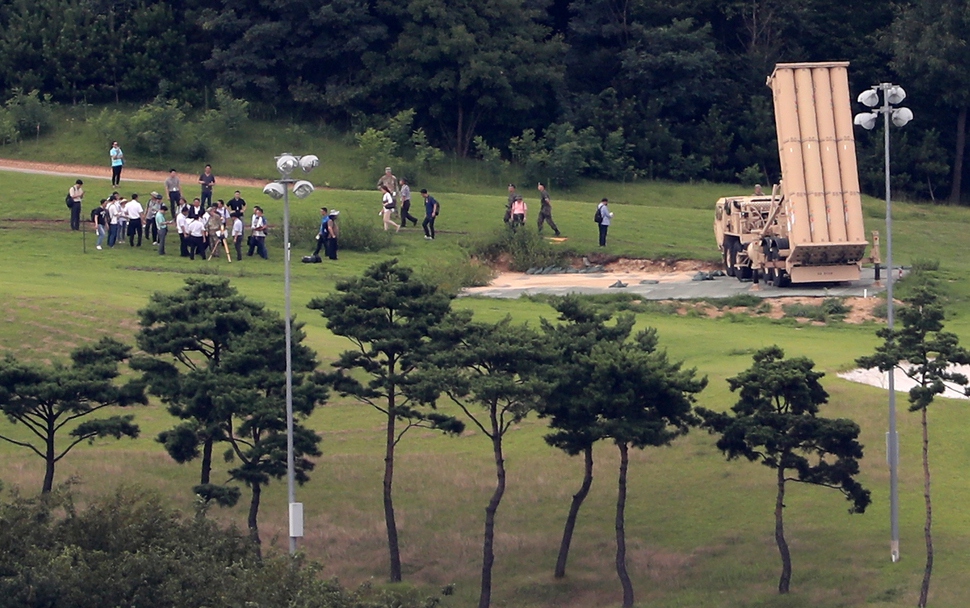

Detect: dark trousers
[401, 200, 419, 226]
[423, 215, 436, 239]
[326, 237, 338, 260]
[511, 213, 524, 229]
[248, 236, 267, 259]
[147, 218, 158, 242]
[537, 207, 559, 235]
[108, 224, 119, 247]
[169, 191, 181, 207]
[598, 224, 608, 246]
[111, 165, 122, 186]
[179, 233, 189, 257]
[201, 191, 213, 207]
[234, 235, 243, 261]
[313, 235, 327, 256]
[127, 218, 143, 246]
[158, 227, 168, 255]
[69, 202, 81, 230]
[187, 235, 205, 259]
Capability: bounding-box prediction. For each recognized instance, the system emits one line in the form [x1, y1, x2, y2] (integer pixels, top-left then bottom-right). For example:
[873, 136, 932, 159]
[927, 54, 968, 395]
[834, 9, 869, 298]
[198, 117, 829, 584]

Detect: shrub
[337, 215, 393, 252]
[212, 88, 249, 132]
[466, 227, 568, 271]
[128, 97, 185, 157]
[356, 127, 397, 170]
[416, 254, 495, 295]
[89, 108, 130, 147]
[0, 108, 17, 145]
[5, 88, 55, 137]
[820, 298, 849, 316]
[704, 293, 762, 308]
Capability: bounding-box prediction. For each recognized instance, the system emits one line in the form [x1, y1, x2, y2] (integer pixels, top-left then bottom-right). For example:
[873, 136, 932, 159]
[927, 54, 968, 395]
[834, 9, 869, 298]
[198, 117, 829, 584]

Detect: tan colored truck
[714, 62, 869, 286]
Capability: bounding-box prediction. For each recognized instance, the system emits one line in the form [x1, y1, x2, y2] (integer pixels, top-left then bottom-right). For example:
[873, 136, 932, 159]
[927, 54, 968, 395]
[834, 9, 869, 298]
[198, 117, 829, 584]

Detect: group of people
[503, 182, 616, 246]
[375, 167, 440, 240]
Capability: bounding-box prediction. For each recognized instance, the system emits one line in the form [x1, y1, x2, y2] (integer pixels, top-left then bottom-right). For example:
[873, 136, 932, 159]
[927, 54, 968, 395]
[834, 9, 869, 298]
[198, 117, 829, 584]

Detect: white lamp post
[264, 153, 318, 555]
[855, 84, 912, 564]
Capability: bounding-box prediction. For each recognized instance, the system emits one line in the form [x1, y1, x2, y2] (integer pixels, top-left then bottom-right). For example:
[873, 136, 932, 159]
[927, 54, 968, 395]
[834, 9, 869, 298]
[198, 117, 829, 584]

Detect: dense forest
[0, 0, 966, 202]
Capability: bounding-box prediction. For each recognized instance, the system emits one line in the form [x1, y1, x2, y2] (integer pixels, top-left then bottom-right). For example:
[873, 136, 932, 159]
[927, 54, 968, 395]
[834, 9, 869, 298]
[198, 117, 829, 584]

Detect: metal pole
[883, 85, 900, 563]
[283, 179, 296, 555]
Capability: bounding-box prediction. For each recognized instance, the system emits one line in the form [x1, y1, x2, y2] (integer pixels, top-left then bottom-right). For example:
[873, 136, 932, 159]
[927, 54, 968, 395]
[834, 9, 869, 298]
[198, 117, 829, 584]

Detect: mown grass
[3, 154, 970, 607]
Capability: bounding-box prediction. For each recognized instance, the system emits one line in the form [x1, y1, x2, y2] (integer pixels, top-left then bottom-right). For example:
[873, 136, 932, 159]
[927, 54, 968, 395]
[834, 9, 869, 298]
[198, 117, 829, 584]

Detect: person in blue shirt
[110, 142, 124, 186]
[420, 189, 439, 240]
[312, 207, 330, 257]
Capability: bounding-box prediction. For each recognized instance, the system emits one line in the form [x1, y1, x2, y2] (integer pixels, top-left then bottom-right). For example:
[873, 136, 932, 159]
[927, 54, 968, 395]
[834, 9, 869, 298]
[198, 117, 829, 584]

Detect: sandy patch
[839, 364, 970, 400]
[467, 258, 721, 292]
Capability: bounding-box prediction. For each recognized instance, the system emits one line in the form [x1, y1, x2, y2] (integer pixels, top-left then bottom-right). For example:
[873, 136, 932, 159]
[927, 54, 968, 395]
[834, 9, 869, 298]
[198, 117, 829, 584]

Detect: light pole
[854, 84, 913, 564]
[263, 153, 319, 555]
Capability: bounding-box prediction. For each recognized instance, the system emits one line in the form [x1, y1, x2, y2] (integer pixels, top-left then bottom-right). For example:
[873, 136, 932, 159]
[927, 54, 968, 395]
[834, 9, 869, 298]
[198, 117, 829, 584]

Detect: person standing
[126, 194, 145, 247]
[231, 211, 244, 261]
[199, 164, 216, 207]
[399, 179, 418, 227]
[187, 197, 204, 219]
[595, 198, 614, 247]
[186, 212, 205, 260]
[67, 179, 84, 231]
[110, 142, 124, 186]
[505, 184, 516, 224]
[116, 197, 129, 245]
[176, 207, 190, 257]
[537, 183, 561, 237]
[106, 195, 121, 248]
[312, 207, 330, 257]
[156, 205, 171, 255]
[146, 192, 162, 245]
[165, 169, 182, 208]
[227, 191, 246, 215]
[420, 189, 439, 240]
[325, 210, 339, 260]
[510, 195, 527, 229]
[206, 204, 229, 261]
[91, 199, 107, 250]
[248, 206, 268, 259]
[380, 185, 401, 232]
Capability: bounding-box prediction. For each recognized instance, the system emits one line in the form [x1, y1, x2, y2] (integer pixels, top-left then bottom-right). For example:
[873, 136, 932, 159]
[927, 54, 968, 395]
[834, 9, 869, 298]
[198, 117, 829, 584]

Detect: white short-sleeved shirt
[126, 201, 144, 219]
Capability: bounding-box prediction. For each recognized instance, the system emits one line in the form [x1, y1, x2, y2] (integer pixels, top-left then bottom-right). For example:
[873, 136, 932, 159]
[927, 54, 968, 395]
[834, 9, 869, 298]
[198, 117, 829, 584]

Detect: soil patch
[0, 158, 272, 189]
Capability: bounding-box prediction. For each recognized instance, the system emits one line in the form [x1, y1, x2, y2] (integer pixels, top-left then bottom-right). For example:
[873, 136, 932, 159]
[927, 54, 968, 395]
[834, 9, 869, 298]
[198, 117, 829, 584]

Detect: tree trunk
[248, 482, 262, 559]
[949, 107, 967, 204]
[478, 415, 506, 608]
[615, 442, 634, 608]
[554, 445, 594, 579]
[43, 432, 56, 493]
[775, 465, 791, 594]
[918, 407, 933, 608]
[384, 407, 402, 582]
[200, 435, 213, 485]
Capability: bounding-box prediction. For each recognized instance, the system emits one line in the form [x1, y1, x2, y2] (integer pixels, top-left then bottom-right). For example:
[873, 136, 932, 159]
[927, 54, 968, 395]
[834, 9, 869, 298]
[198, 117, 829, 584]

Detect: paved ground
[463, 266, 897, 300]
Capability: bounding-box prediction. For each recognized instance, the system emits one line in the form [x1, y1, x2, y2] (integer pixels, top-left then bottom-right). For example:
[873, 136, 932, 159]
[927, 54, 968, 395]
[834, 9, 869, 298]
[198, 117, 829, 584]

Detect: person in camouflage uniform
[536, 183, 561, 237]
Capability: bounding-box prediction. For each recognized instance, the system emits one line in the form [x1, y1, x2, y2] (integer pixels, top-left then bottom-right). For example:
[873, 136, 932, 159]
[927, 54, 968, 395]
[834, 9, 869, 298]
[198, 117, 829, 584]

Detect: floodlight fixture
[277, 154, 299, 175]
[892, 107, 914, 128]
[886, 86, 907, 105]
[292, 180, 315, 199]
[854, 112, 877, 130]
[263, 182, 286, 199]
[299, 155, 320, 173]
[858, 89, 879, 108]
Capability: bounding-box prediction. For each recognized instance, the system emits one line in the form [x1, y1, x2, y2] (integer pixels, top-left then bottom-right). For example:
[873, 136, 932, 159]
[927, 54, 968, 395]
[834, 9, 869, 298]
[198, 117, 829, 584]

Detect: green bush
[820, 298, 850, 316]
[0, 108, 17, 145]
[212, 88, 250, 132]
[416, 254, 495, 295]
[128, 97, 186, 157]
[5, 88, 55, 137]
[337, 215, 393, 252]
[89, 108, 130, 147]
[466, 227, 569, 272]
[703, 293, 762, 308]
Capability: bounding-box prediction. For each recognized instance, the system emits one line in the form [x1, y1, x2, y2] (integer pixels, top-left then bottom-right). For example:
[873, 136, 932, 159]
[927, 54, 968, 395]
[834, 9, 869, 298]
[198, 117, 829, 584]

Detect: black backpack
[65, 194, 74, 208]
[593, 206, 603, 224]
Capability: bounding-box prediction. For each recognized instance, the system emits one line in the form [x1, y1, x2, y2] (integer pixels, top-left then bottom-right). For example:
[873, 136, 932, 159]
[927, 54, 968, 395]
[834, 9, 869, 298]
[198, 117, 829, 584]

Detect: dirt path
[0, 158, 270, 189]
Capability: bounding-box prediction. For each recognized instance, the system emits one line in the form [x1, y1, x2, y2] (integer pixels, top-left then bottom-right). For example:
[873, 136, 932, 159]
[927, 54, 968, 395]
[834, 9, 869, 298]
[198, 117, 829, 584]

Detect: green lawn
[2, 161, 970, 608]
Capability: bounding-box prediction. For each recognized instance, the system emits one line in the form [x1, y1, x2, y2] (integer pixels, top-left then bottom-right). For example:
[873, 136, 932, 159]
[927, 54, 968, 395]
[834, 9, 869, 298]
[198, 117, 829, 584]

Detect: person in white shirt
[106, 196, 122, 248]
[380, 185, 400, 232]
[247, 207, 268, 259]
[126, 194, 146, 247]
[116, 198, 129, 245]
[176, 207, 190, 257]
[186, 213, 206, 260]
[231, 212, 244, 261]
[68, 180, 84, 230]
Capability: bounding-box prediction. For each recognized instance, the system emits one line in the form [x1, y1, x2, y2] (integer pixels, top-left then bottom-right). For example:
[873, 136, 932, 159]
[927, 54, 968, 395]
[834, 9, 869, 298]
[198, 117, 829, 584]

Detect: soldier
[504, 184, 516, 224]
[536, 183, 561, 237]
[377, 166, 399, 215]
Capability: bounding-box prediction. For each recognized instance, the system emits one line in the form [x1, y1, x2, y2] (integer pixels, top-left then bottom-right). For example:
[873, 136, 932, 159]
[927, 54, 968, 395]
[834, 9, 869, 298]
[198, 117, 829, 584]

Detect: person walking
[537, 183, 561, 237]
[380, 185, 401, 232]
[312, 207, 330, 257]
[505, 184, 516, 224]
[420, 189, 439, 240]
[595, 198, 614, 247]
[67, 179, 84, 231]
[199, 164, 216, 207]
[156, 205, 171, 255]
[247, 206, 268, 259]
[325, 210, 339, 260]
[399, 179, 419, 227]
[510, 195, 526, 229]
[125, 194, 145, 247]
[91, 199, 107, 250]
[110, 142, 124, 186]
[165, 169, 182, 208]
[231, 211, 244, 261]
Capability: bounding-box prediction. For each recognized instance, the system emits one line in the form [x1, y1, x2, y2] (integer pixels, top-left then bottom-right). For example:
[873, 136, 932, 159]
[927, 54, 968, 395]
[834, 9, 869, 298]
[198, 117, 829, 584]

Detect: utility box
[714, 62, 869, 286]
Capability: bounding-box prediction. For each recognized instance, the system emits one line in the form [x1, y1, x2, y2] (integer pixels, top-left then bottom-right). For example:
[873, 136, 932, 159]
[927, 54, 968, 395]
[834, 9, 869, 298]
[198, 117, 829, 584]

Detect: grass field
[2, 150, 970, 608]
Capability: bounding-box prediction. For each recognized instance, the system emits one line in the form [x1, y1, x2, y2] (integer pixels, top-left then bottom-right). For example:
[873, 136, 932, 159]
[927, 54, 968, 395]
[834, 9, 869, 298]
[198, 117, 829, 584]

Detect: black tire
[739, 265, 753, 281]
[724, 238, 739, 277]
[772, 269, 785, 288]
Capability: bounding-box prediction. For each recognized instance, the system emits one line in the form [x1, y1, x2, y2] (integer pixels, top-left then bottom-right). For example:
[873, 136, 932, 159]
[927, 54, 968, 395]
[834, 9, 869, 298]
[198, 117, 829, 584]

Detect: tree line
[0, 0, 967, 201]
[11, 262, 968, 605]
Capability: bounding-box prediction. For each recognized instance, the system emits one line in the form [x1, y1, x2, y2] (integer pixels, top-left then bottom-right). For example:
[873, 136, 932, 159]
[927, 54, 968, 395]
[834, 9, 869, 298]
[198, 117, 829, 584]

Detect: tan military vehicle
[715, 62, 869, 286]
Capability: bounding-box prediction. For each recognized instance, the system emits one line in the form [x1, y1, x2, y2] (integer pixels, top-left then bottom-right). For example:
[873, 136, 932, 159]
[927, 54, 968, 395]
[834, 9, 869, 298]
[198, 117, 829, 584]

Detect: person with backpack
[594, 198, 614, 246]
[312, 207, 330, 258]
[420, 189, 439, 240]
[67, 180, 84, 231]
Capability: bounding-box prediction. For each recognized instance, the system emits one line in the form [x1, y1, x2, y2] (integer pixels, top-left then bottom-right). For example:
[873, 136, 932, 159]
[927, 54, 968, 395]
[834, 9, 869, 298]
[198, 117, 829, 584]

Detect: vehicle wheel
[723, 248, 736, 277]
[739, 265, 753, 281]
[772, 269, 785, 288]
